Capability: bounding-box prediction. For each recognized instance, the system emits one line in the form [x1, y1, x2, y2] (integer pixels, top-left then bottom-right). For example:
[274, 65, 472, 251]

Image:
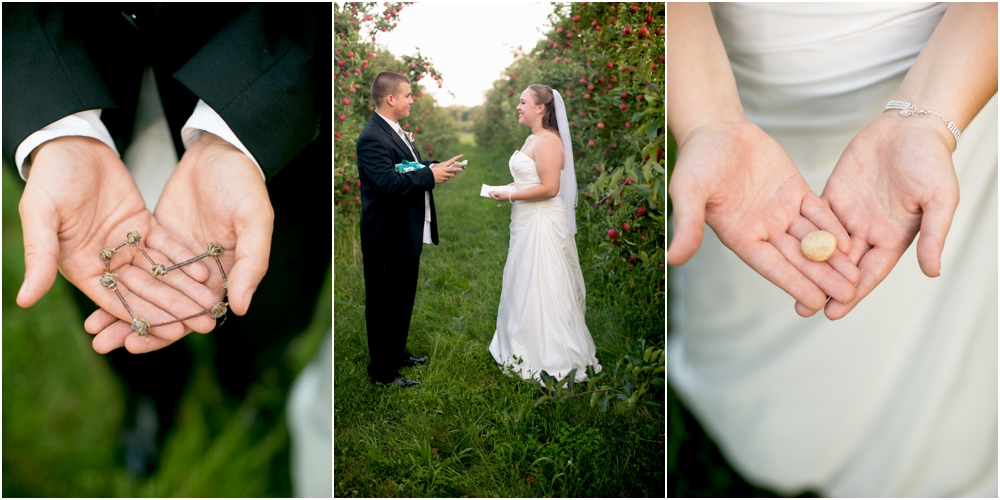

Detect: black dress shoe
[391, 376, 421, 388]
[399, 356, 428, 368]
[120, 397, 160, 478]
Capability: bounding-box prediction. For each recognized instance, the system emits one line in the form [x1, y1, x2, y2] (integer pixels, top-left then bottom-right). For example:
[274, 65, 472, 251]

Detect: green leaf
[615, 401, 631, 414]
[539, 370, 553, 389]
[590, 391, 601, 407]
[535, 395, 552, 406]
[598, 393, 610, 412]
[650, 377, 665, 388]
[609, 167, 623, 187]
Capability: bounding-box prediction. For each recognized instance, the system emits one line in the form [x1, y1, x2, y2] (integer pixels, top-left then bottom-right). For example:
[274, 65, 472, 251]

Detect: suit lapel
[371, 112, 417, 162]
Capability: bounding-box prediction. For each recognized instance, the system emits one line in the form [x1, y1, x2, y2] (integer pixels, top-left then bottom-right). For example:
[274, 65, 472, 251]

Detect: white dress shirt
[375, 111, 432, 244]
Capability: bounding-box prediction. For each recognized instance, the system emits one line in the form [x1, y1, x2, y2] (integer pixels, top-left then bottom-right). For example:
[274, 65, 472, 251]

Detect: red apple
[620, 103, 628, 110]
[625, 121, 632, 128]
[606, 61, 614, 69]
[588, 139, 595, 146]
[572, 15, 580, 22]
[623, 26, 632, 35]
[342, 98, 351, 106]
[597, 122, 604, 129]
[608, 228, 619, 239]
[630, 4, 638, 13]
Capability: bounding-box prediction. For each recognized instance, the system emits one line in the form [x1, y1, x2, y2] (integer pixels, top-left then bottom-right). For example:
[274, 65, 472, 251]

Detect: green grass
[334, 144, 665, 497]
[1, 165, 331, 497]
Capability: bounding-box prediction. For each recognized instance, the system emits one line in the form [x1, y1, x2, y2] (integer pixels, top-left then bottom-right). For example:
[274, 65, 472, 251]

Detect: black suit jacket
[356, 112, 438, 259]
[2, 3, 325, 181]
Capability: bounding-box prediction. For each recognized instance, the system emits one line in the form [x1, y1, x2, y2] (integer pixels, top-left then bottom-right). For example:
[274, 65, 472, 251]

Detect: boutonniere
[404, 130, 415, 143]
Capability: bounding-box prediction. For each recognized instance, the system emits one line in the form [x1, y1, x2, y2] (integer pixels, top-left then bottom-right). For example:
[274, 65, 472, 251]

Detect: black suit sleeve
[170, 3, 327, 181]
[1, 3, 147, 166]
[357, 134, 435, 197]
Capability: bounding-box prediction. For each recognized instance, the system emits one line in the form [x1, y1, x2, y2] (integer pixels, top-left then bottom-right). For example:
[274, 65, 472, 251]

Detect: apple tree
[335, 2, 456, 217]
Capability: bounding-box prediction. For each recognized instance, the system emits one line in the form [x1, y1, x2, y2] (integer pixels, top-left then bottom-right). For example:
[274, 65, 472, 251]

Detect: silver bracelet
[507, 191, 512, 203]
[884, 100, 961, 152]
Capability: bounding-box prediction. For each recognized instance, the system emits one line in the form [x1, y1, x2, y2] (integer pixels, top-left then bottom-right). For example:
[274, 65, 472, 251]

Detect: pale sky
[374, 2, 556, 107]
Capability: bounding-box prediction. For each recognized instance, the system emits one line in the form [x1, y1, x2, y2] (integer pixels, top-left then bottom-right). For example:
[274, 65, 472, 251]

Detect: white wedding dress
[669, 3, 997, 497]
[489, 150, 601, 383]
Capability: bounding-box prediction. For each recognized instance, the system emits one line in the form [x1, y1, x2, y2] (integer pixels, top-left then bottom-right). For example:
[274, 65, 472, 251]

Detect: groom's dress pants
[363, 250, 421, 383]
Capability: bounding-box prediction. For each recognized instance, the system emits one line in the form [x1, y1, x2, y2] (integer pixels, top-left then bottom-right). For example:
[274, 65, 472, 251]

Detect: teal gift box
[395, 160, 425, 173]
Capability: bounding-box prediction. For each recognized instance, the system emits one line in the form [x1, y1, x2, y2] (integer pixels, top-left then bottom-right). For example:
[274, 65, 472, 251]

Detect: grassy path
[334, 144, 665, 497]
[1, 166, 331, 497]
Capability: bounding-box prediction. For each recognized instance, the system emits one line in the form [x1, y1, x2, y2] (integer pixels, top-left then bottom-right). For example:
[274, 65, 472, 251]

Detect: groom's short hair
[371, 72, 411, 108]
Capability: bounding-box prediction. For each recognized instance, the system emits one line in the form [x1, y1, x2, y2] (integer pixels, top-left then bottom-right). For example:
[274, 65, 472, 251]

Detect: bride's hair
[528, 84, 560, 136]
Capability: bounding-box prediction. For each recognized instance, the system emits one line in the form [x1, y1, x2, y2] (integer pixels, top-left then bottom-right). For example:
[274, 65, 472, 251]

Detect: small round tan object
[801, 230, 837, 262]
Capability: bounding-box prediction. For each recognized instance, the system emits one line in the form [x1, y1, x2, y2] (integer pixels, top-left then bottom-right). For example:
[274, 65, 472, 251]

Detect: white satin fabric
[669, 3, 997, 497]
[490, 151, 601, 383]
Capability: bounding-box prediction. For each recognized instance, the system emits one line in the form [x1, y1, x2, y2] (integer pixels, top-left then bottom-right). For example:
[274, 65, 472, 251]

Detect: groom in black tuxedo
[356, 71, 464, 388]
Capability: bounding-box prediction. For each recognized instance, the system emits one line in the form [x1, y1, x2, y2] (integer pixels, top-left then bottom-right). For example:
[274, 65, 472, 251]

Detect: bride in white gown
[487, 84, 601, 383]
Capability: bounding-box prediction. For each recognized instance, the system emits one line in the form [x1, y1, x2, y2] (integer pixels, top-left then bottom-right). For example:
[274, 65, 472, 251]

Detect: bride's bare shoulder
[538, 129, 564, 148]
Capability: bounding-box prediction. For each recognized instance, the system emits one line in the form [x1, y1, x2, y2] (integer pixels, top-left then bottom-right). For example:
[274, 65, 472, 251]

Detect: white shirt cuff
[423, 192, 432, 244]
[181, 99, 266, 181]
[14, 109, 119, 181]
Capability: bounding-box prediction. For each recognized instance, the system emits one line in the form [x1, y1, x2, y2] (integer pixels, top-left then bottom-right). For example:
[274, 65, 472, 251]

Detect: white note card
[480, 184, 516, 198]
